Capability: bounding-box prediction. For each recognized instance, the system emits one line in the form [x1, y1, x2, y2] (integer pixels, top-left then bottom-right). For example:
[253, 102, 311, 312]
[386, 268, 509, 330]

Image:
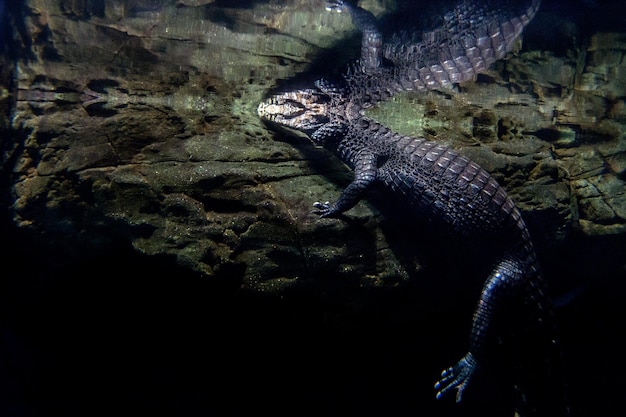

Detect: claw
[325, 0, 346, 13]
[313, 201, 333, 217]
[435, 353, 477, 403]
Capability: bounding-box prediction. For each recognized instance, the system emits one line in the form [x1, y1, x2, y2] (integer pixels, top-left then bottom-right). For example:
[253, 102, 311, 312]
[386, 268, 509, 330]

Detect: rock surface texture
[1, 1, 625, 416]
[2, 0, 624, 294]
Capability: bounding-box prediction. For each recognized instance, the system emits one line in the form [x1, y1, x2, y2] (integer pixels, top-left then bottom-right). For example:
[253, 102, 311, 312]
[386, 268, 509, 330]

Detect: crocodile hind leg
[435, 256, 525, 402]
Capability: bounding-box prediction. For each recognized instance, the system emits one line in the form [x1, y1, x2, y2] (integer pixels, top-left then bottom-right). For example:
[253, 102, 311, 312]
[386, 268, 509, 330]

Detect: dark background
[1, 219, 625, 417]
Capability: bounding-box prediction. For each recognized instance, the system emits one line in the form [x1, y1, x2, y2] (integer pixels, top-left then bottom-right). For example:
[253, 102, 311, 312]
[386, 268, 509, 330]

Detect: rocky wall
[1, 0, 624, 296]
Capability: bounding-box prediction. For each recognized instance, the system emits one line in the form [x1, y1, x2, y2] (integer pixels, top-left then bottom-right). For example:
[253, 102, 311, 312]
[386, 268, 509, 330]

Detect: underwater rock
[2, 0, 625, 295]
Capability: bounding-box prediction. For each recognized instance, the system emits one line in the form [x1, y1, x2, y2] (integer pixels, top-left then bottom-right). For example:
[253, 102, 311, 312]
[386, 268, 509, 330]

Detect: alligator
[258, 1, 567, 415]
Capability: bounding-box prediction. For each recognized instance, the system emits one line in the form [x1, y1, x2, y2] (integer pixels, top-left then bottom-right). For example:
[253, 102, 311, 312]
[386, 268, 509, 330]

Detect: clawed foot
[313, 201, 335, 218]
[434, 352, 477, 403]
[325, 0, 347, 13]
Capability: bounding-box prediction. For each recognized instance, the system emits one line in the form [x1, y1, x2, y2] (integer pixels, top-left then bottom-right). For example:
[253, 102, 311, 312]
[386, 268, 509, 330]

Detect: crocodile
[258, 1, 567, 415]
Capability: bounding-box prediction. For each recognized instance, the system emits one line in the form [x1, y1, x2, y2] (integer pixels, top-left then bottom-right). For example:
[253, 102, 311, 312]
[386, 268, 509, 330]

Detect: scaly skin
[259, 1, 567, 415]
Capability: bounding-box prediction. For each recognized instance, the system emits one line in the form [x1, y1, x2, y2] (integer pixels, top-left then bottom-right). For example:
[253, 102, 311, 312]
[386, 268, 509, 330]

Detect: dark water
[1, 1, 626, 416]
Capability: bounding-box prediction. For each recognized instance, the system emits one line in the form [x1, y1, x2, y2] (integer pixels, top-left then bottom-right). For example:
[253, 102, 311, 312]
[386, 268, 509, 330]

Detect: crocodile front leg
[313, 150, 379, 218]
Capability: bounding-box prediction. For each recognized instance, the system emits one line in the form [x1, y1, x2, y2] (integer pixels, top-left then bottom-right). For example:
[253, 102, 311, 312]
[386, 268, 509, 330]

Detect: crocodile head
[258, 85, 351, 146]
[258, 88, 331, 136]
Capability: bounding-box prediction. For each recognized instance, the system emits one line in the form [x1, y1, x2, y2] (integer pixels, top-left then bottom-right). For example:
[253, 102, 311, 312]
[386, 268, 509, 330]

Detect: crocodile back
[358, 121, 525, 238]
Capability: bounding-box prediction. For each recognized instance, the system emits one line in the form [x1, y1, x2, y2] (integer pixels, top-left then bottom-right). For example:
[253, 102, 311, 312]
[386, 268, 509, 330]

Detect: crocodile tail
[384, 0, 542, 90]
[488, 250, 569, 417]
[512, 260, 570, 417]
